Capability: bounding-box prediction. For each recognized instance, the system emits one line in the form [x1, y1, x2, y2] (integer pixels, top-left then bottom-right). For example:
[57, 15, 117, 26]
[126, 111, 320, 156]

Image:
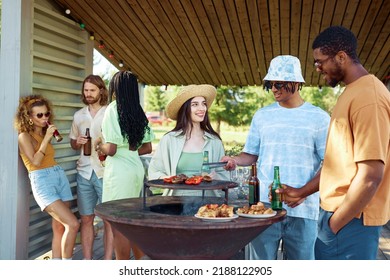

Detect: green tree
[145, 85, 171, 115]
[208, 86, 274, 134]
[301, 86, 339, 114]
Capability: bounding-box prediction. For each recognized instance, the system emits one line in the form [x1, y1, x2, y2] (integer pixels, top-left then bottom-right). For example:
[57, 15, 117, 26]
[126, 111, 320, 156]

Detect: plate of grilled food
[195, 204, 238, 222]
[236, 202, 277, 218]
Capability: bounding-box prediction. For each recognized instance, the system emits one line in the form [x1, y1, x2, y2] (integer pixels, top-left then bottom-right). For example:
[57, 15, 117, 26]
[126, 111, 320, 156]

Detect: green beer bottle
[271, 166, 283, 210]
[201, 151, 210, 175]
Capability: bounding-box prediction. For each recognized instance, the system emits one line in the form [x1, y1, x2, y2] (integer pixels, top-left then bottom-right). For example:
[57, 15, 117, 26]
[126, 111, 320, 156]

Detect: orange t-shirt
[20, 132, 57, 172]
[319, 75, 390, 226]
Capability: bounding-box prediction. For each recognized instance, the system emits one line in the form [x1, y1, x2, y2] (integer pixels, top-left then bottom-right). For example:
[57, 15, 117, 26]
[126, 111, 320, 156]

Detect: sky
[93, 49, 118, 76]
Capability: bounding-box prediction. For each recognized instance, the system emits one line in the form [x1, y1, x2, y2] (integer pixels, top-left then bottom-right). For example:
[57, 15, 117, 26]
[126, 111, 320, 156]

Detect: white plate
[237, 211, 277, 219]
[194, 214, 239, 222]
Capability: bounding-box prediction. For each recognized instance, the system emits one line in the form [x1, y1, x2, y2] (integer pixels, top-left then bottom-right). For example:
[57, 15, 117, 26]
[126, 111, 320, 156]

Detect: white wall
[0, 0, 32, 260]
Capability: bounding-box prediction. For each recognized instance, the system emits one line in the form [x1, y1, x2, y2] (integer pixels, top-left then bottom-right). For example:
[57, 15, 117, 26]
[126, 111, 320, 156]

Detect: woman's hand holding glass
[94, 137, 107, 166]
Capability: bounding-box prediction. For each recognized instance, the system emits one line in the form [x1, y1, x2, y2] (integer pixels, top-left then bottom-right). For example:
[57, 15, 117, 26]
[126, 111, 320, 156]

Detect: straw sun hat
[166, 84, 217, 120]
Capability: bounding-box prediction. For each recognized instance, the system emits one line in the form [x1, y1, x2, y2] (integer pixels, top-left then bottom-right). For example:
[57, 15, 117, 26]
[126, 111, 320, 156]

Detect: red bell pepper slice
[185, 176, 203, 185]
[192, 177, 202, 185]
[163, 176, 174, 183]
[185, 178, 194, 185]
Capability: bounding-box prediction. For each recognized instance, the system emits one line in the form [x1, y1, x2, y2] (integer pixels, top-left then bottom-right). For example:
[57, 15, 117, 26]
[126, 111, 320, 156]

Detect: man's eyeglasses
[314, 56, 333, 67]
[264, 81, 288, 91]
[32, 112, 51, 119]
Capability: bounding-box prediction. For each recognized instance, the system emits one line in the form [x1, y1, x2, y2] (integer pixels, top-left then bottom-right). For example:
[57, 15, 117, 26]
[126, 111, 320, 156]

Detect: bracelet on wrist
[39, 150, 45, 156]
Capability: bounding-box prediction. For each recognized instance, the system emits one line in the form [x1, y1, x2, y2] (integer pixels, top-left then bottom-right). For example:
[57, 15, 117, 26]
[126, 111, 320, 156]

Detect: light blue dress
[101, 101, 155, 202]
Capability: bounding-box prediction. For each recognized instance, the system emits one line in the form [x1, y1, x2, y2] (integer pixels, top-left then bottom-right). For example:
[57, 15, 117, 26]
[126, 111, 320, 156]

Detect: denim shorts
[76, 171, 103, 215]
[29, 165, 73, 211]
[315, 208, 382, 260]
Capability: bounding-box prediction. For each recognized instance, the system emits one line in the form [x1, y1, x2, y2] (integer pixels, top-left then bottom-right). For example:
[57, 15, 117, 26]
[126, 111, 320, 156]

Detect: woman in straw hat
[148, 84, 229, 196]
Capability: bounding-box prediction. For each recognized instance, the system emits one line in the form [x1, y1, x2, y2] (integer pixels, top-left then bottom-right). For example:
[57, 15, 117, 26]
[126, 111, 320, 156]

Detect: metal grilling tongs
[201, 161, 228, 169]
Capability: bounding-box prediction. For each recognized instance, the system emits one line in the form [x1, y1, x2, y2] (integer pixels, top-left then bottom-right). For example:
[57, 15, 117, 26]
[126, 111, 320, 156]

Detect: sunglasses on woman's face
[32, 111, 51, 119]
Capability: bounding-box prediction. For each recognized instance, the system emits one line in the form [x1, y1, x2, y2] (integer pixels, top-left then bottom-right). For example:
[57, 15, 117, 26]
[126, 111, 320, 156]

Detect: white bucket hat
[166, 84, 216, 120]
[263, 55, 305, 83]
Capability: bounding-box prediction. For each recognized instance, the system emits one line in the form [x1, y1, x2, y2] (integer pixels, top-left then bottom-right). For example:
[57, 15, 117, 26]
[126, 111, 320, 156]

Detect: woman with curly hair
[14, 95, 79, 260]
[94, 71, 155, 260]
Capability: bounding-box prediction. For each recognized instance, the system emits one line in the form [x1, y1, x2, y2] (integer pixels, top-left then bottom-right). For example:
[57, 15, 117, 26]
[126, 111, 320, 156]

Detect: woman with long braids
[14, 95, 79, 260]
[94, 71, 155, 260]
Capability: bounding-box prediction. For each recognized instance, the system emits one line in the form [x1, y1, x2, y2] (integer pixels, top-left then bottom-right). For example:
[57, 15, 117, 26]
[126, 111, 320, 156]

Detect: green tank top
[176, 152, 203, 176]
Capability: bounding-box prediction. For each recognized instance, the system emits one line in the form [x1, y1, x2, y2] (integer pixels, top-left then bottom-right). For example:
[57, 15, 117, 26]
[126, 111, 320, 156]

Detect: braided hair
[109, 71, 150, 149]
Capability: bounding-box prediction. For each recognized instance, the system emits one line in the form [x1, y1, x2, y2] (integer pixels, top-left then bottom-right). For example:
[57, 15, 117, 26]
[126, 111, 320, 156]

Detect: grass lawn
[149, 123, 249, 156]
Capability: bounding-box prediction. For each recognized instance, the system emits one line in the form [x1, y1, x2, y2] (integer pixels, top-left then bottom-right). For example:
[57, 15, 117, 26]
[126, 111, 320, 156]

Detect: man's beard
[327, 66, 344, 88]
[328, 78, 339, 88]
[86, 96, 100, 104]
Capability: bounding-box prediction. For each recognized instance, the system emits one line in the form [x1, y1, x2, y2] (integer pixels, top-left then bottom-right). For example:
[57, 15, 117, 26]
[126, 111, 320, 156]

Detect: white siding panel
[0, 0, 33, 260]
[27, 0, 91, 259]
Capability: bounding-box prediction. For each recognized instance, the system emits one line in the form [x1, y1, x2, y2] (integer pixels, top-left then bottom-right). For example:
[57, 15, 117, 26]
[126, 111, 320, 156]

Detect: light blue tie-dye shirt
[244, 102, 330, 220]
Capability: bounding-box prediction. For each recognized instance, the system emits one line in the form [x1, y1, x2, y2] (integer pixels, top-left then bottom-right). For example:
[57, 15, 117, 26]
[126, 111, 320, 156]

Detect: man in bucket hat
[222, 55, 330, 259]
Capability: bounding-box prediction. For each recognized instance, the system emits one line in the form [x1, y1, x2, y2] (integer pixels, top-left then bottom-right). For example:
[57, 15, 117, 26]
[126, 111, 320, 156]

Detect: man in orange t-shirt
[312, 26, 390, 259]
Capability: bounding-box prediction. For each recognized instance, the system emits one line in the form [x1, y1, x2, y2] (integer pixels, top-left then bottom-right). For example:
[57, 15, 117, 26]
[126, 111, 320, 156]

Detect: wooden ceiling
[53, 0, 390, 87]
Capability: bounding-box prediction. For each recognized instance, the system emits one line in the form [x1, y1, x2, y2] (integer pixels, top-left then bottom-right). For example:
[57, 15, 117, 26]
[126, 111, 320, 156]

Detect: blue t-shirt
[244, 102, 330, 220]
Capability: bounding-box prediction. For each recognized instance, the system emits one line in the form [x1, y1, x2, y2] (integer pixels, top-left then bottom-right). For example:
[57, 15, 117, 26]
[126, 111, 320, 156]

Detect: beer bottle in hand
[248, 163, 260, 206]
[46, 121, 63, 142]
[83, 128, 92, 156]
[271, 166, 283, 210]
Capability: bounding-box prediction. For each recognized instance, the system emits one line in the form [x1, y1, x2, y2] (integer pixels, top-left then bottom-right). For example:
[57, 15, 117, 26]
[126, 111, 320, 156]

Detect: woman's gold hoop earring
[28, 119, 34, 126]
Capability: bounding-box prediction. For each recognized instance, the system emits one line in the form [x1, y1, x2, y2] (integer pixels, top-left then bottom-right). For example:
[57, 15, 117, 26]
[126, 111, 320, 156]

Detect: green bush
[224, 142, 244, 156]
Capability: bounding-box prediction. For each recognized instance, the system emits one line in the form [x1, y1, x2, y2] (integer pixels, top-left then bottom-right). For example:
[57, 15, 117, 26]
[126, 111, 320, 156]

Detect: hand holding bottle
[46, 121, 63, 142]
[271, 166, 283, 210]
[76, 135, 88, 146]
[274, 184, 305, 208]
